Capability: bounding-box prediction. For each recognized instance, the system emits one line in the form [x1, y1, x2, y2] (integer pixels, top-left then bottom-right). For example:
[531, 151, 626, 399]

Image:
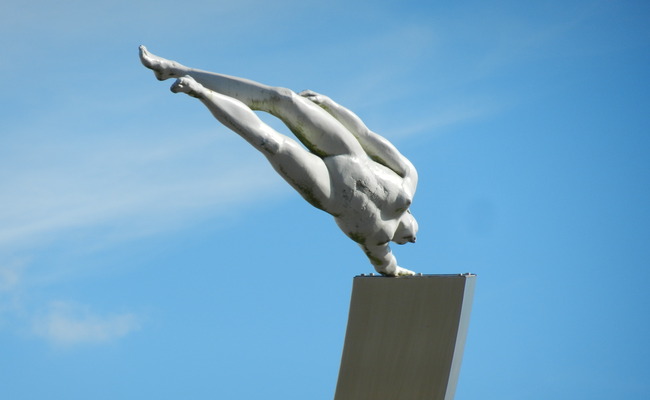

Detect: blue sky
[1, 0, 649, 399]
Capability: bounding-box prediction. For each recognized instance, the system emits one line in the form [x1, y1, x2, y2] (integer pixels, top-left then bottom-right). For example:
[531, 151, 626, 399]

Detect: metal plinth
[334, 274, 476, 400]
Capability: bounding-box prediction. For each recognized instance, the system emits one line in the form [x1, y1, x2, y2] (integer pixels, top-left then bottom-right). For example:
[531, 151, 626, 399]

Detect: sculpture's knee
[249, 86, 296, 113]
[267, 87, 317, 128]
[259, 131, 282, 155]
[270, 86, 299, 107]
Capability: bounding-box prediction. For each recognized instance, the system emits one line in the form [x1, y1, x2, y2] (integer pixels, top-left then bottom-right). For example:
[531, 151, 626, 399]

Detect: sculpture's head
[393, 210, 418, 245]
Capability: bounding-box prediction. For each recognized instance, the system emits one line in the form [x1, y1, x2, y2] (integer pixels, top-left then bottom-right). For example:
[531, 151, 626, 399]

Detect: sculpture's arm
[300, 90, 417, 196]
[360, 242, 415, 277]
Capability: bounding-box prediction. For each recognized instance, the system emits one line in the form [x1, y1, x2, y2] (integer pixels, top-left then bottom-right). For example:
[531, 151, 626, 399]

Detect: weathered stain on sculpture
[140, 46, 419, 276]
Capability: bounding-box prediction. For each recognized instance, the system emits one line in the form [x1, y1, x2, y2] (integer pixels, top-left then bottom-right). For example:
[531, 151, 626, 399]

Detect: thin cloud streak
[32, 301, 140, 346]
[0, 127, 284, 251]
[389, 96, 508, 139]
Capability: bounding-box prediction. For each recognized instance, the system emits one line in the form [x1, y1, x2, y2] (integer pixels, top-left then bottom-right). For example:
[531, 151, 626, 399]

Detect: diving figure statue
[140, 46, 419, 276]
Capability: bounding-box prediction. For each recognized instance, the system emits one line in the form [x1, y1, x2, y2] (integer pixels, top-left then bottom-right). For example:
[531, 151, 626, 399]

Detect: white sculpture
[139, 46, 419, 276]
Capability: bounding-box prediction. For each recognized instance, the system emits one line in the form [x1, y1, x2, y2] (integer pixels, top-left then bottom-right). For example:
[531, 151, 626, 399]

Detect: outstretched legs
[140, 46, 364, 158]
[170, 75, 332, 210]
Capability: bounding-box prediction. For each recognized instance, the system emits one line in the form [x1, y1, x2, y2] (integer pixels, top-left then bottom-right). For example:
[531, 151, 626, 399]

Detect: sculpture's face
[393, 210, 418, 245]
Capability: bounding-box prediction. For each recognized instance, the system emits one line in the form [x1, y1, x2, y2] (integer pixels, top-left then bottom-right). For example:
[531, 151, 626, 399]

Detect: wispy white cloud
[387, 93, 511, 139]
[0, 258, 28, 322]
[298, 23, 438, 107]
[0, 123, 284, 251]
[32, 301, 140, 346]
[392, 106, 494, 139]
[0, 259, 26, 293]
[313, 6, 596, 142]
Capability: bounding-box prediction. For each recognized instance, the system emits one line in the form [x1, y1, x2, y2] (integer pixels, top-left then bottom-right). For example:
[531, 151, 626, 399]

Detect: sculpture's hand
[394, 265, 416, 276]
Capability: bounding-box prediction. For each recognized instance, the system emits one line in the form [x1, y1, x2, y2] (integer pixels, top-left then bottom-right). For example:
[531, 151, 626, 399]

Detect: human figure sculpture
[139, 46, 418, 276]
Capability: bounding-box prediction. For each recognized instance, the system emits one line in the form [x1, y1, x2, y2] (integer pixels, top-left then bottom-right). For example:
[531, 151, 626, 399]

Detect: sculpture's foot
[170, 75, 205, 98]
[139, 45, 182, 81]
[378, 265, 416, 277]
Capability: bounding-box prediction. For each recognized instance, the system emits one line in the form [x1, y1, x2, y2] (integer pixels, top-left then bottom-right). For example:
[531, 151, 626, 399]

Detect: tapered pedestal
[334, 274, 476, 400]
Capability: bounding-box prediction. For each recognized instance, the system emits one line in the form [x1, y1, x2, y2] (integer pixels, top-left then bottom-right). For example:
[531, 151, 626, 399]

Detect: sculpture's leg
[140, 46, 364, 158]
[171, 76, 331, 210]
[300, 90, 418, 197]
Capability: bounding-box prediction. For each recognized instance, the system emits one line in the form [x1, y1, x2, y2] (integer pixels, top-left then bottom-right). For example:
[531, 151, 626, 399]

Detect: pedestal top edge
[354, 273, 476, 279]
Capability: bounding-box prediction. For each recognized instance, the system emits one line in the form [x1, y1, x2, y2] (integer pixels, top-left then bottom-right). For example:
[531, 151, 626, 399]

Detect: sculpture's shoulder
[334, 213, 395, 245]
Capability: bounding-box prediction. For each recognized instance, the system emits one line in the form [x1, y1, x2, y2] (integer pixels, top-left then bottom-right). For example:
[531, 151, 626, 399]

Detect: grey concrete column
[334, 274, 476, 400]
